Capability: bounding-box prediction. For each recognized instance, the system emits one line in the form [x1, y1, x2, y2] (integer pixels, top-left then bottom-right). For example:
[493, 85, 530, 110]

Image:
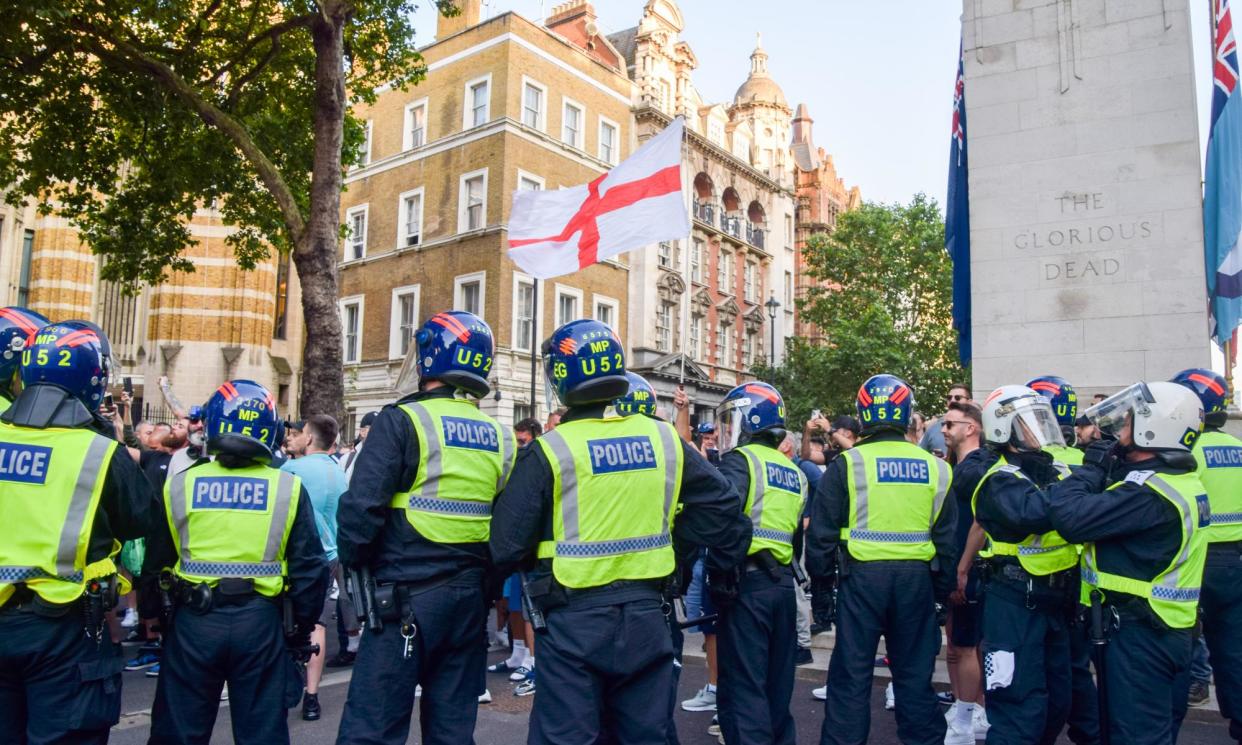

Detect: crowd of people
[0, 303, 1237, 745]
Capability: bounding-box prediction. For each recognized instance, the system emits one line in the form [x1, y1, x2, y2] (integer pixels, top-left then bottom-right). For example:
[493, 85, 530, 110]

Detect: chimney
[547, 0, 595, 29]
[437, 0, 482, 39]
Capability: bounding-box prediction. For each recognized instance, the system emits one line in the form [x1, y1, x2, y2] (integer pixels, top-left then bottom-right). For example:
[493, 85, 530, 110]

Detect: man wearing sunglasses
[920, 384, 972, 459]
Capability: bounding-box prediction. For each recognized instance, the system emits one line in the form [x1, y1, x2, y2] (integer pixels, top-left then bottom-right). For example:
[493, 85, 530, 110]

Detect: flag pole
[530, 278, 540, 421]
[679, 116, 691, 386]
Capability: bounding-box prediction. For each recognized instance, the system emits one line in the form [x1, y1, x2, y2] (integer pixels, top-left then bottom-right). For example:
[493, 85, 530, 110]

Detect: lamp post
[765, 292, 780, 380]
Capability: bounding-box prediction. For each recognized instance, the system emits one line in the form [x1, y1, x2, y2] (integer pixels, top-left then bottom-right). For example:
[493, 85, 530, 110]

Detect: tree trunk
[295, 6, 348, 422]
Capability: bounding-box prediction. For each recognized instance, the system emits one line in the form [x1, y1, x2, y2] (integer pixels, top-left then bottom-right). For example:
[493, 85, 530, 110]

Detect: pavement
[107, 629, 1233, 744]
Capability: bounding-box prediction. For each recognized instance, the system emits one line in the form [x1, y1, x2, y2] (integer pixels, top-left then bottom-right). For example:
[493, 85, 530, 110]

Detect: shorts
[684, 558, 717, 635]
[318, 560, 341, 627]
[319, 561, 360, 633]
[505, 574, 527, 620]
[948, 567, 983, 648]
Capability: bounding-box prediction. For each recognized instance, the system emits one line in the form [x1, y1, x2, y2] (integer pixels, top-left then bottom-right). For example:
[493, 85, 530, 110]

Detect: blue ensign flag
[1206, 0, 1242, 349]
[946, 42, 971, 367]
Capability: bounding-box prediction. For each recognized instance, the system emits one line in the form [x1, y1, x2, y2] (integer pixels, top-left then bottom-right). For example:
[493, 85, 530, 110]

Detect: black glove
[1082, 439, 1117, 469]
[707, 568, 740, 613]
[810, 576, 837, 630]
[285, 631, 317, 664]
[935, 602, 948, 627]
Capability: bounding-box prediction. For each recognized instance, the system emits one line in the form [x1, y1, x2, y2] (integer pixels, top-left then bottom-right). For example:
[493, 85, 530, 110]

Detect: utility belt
[744, 551, 794, 584]
[985, 559, 1076, 590]
[170, 577, 279, 615]
[1, 576, 119, 645]
[983, 560, 1076, 611]
[1105, 593, 1172, 632]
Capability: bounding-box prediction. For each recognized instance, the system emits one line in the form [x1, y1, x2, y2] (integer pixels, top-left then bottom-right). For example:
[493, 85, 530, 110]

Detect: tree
[757, 194, 965, 424]
[0, 0, 456, 417]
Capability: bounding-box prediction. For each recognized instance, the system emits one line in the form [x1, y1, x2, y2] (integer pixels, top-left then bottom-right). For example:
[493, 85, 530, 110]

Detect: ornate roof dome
[733, 33, 787, 107]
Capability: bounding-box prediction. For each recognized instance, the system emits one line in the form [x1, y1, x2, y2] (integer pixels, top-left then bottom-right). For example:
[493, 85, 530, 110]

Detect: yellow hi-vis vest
[389, 398, 515, 544]
[971, 455, 1078, 575]
[0, 392, 11, 416]
[536, 414, 683, 589]
[1081, 469, 1209, 629]
[736, 444, 807, 565]
[1045, 445, 1084, 468]
[0, 422, 118, 606]
[1192, 430, 1242, 543]
[166, 460, 301, 598]
[840, 439, 951, 562]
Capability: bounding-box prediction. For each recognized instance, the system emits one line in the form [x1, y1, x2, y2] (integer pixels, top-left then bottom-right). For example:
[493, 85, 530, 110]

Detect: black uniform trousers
[1065, 615, 1101, 745]
[717, 567, 797, 745]
[149, 597, 296, 745]
[530, 595, 673, 745]
[665, 609, 684, 745]
[336, 575, 486, 745]
[1201, 544, 1242, 741]
[820, 561, 944, 745]
[0, 606, 123, 745]
[979, 578, 1071, 745]
[1102, 608, 1192, 745]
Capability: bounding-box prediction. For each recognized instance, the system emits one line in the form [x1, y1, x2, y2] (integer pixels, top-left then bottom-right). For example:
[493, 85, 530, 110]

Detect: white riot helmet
[981, 385, 1066, 451]
[1084, 381, 1204, 453]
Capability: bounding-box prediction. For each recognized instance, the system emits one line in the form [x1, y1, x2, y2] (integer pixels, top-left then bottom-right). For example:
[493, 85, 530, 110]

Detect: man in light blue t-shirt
[280, 414, 351, 721]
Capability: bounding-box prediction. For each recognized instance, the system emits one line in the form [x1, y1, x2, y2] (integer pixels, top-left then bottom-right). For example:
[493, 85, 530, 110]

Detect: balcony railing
[693, 200, 716, 227]
[746, 223, 766, 249]
[722, 215, 742, 239]
[696, 203, 767, 250]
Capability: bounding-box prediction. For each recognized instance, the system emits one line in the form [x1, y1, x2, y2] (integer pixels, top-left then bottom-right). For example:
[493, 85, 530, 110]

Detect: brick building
[337, 1, 633, 428]
[0, 198, 304, 419]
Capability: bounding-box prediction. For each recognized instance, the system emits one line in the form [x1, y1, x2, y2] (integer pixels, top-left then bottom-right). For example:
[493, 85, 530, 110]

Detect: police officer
[805, 373, 956, 745]
[0, 320, 155, 743]
[143, 379, 328, 744]
[336, 311, 515, 745]
[1046, 381, 1208, 744]
[971, 385, 1078, 744]
[713, 382, 807, 745]
[0, 306, 49, 412]
[1025, 375, 1101, 745]
[489, 319, 750, 745]
[1172, 368, 1242, 741]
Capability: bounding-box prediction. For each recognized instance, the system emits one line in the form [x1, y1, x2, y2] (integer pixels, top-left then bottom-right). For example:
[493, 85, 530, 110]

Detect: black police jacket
[488, 404, 752, 603]
[336, 387, 492, 582]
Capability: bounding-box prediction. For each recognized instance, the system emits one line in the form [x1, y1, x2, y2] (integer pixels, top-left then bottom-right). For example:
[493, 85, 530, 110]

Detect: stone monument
[963, 0, 1210, 398]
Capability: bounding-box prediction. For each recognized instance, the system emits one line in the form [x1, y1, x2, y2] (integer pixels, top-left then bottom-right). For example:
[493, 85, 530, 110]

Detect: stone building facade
[609, 0, 799, 422]
[0, 198, 304, 418]
[337, 1, 633, 428]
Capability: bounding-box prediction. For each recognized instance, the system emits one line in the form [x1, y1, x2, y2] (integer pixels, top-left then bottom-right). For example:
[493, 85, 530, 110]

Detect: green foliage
[0, 0, 455, 285]
[756, 194, 966, 424]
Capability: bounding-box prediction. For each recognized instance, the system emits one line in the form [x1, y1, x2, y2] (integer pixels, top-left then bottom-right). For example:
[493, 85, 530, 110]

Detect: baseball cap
[360, 411, 378, 428]
[831, 415, 861, 435]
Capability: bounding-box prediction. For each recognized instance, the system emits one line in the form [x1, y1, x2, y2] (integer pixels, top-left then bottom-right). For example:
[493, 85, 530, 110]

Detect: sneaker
[972, 706, 990, 738]
[937, 691, 957, 706]
[145, 663, 160, 678]
[325, 651, 356, 668]
[884, 681, 895, 710]
[120, 608, 139, 628]
[944, 700, 958, 724]
[302, 692, 320, 721]
[509, 665, 532, 682]
[487, 660, 517, 674]
[1188, 679, 1211, 706]
[125, 652, 160, 671]
[415, 685, 422, 697]
[944, 717, 974, 745]
[478, 689, 493, 704]
[123, 629, 144, 643]
[681, 684, 717, 712]
[795, 647, 814, 666]
[707, 715, 721, 737]
[812, 685, 827, 701]
[809, 622, 831, 636]
[515, 677, 536, 697]
[487, 640, 509, 653]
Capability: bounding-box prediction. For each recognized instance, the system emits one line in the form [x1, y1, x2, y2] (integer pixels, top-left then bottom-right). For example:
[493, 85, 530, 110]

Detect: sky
[409, 0, 1219, 208]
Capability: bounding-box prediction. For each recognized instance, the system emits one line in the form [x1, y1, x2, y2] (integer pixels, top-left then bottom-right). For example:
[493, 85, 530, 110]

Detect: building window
[743, 262, 756, 302]
[785, 213, 793, 247]
[403, 100, 427, 150]
[398, 188, 423, 248]
[690, 238, 704, 283]
[345, 205, 368, 260]
[464, 75, 491, 129]
[717, 250, 732, 294]
[658, 240, 673, 269]
[599, 117, 619, 164]
[514, 403, 534, 422]
[716, 323, 734, 367]
[459, 169, 487, 232]
[689, 314, 702, 360]
[454, 272, 486, 317]
[518, 170, 544, 192]
[514, 276, 535, 353]
[784, 270, 793, 307]
[743, 331, 756, 367]
[522, 79, 546, 130]
[556, 285, 582, 327]
[273, 252, 290, 340]
[656, 302, 672, 352]
[360, 120, 372, 165]
[389, 285, 420, 359]
[339, 296, 364, 364]
[658, 79, 672, 112]
[17, 229, 34, 306]
[594, 295, 619, 330]
[708, 120, 725, 146]
[562, 99, 584, 149]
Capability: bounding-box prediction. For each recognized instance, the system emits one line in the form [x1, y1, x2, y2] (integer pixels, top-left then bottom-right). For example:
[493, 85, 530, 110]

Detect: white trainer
[812, 685, 827, 701]
[681, 684, 718, 712]
[884, 681, 895, 710]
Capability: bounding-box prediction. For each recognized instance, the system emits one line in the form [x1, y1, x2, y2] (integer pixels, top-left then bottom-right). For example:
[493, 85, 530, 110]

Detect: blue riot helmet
[19, 321, 112, 411]
[402, 311, 495, 398]
[1171, 367, 1230, 427]
[203, 379, 282, 456]
[543, 319, 628, 407]
[613, 371, 657, 417]
[1, 307, 50, 386]
[1026, 375, 1079, 445]
[696, 422, 716, 435]
[715, 381, 786, 453]
[856, 373, 914, 435]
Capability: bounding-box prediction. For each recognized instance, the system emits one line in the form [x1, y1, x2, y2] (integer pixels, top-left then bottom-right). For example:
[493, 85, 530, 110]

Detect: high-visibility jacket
[389, 398, 515, 544]
[1045, 444, 1084, 467]
[0, 422, 119, 606]
[736, 444, 807, 565]
[1192, 430, 1242, 543]
[840, 439, 951, 562]
[1081, 469, 1208, 629]
[0, 392, 11, 416]
[972, 456, 1078, 575]
[165, 460, 301, 598]
[536, 414, 683, 589]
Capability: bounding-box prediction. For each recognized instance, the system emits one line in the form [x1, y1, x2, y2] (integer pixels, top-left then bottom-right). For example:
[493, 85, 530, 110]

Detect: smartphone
[103, 394, 114, 409]
[123, 377, 133, 396]
[811, 409, 822, 421]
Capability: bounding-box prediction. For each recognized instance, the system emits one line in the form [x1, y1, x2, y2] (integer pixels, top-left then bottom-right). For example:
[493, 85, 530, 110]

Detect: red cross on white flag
[507, 117, 690, 279]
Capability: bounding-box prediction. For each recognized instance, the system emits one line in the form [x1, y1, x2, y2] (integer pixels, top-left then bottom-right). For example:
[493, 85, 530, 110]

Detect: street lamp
[765, 292, 780, 376]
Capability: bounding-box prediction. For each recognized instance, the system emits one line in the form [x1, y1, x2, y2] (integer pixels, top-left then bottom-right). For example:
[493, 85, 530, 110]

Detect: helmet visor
[394, 343, 421, 397]
[1085, 383, 1152, 438]
[714, 398, 748, 454]
[1010, 397, 1066, 450]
